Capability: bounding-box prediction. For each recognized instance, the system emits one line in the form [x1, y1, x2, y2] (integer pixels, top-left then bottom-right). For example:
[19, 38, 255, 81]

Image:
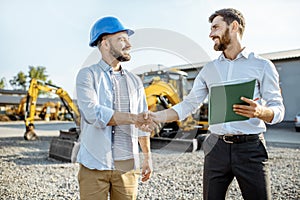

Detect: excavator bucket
[24, 123, 38, 141]
[49, 128, 79, 162]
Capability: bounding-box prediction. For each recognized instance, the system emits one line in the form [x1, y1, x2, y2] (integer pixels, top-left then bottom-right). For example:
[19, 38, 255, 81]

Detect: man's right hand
[134, 112, 158, 132]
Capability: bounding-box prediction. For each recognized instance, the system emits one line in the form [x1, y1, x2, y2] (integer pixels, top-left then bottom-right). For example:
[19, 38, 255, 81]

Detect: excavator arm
[24, 78, 80, 140]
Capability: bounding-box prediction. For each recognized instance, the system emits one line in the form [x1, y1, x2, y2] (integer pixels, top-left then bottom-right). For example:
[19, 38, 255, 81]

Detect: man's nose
[209, 31, 214, 38]
[125, 39, 132, 48]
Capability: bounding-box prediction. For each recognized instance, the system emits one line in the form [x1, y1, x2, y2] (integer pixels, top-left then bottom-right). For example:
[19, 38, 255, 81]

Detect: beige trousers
[78, 159, 140, 200]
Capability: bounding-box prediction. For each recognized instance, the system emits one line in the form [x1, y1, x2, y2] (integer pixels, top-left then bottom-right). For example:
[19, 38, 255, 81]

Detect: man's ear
[100, 39, 110, 51]
[231, 20, 240, 33]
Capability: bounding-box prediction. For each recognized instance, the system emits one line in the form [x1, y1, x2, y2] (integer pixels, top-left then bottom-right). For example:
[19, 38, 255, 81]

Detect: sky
[1, 0, 299, 98]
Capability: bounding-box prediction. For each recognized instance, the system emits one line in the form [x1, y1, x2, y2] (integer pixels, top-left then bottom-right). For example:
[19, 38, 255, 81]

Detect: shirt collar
[98, 59, 111, 72]
[218, 47, 250, 61]
[99, 59, 125, 75]
[240, 48, 250, 59]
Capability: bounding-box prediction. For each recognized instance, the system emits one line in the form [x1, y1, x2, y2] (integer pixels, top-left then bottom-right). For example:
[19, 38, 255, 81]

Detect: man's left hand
[233, 97, 274, 123]
[233, 97, 262, 118]
[141, 157, 152, 182]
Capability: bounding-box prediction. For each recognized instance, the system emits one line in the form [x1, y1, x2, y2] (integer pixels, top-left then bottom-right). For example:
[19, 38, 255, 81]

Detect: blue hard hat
[89, 16, 134, 47]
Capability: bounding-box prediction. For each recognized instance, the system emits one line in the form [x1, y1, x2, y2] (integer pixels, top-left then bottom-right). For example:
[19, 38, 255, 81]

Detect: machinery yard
[0, 74, 299, 199]
[0, 65, 299, 199]
[0, 122, 299, 199]
[1, 1, 299, 199]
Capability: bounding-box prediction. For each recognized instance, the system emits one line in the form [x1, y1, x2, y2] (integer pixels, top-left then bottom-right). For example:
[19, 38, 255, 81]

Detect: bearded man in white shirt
[148, 8, 284, 200]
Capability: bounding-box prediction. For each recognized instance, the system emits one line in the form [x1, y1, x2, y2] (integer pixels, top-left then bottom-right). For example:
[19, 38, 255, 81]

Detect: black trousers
[203, 134, 271, 200]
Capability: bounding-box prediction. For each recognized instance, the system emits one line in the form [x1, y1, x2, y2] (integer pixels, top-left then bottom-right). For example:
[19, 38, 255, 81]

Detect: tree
[9, 71, 27, 90]
[28, 66, 53, 96]
[28, 66, 48, 81]
[9, 66, 52, 91]
[0, 77, 6, 89]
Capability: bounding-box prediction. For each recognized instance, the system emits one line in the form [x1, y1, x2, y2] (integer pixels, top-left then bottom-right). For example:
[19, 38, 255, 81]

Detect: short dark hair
[96, 33, 111, 47]
[209, 8, 245, 37]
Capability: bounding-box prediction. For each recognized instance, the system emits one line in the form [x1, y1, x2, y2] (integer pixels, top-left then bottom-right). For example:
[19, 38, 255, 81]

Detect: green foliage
[28, 66, 48, 81]
[8, 66, 52, 91]
[9, 71, 27, 90]
[0, 77, 6, 89]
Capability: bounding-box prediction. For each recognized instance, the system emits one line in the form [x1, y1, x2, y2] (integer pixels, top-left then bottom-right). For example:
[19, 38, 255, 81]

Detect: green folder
[209, 79, 256, 125]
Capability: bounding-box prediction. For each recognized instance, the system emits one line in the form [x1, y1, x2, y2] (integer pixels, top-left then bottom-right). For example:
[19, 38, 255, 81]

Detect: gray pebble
[0, 137, 299, 199]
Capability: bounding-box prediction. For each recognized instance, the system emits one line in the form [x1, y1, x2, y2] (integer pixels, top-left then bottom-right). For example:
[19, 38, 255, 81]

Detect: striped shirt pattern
[111, 71, 133, 160]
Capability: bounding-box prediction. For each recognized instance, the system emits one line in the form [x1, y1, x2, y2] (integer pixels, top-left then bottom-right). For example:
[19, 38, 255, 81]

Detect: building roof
[172, 49, 300, 71]
[260, 49, 300, 61]
[171, 61, 208, 70]
[0, 89, 27, 95]
[0, 95, 63, 107]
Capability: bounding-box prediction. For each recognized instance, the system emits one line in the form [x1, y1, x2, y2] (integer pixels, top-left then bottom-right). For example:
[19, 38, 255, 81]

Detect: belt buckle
[223, 134, 234, 144]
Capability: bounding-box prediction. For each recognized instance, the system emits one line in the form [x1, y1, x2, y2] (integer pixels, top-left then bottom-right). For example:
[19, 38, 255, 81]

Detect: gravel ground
[0, 136, 299, 200]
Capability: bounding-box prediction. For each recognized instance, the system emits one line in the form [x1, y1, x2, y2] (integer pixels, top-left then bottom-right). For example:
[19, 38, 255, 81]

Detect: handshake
[133, 111, 161, 132]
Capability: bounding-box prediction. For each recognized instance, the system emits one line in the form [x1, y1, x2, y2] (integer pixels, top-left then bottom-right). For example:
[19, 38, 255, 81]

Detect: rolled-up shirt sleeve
[261, 60, 285, 124]
[76, 67, 114, 128]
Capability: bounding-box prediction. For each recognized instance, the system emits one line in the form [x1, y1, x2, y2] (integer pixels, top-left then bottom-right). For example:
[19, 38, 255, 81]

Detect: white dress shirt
[172, 49, 285, 135]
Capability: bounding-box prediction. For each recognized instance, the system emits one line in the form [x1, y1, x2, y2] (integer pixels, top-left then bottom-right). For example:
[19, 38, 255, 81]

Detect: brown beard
[109, 41, 131, 62]
[116, 53, 131, 62]
[214, 28, 231, 51]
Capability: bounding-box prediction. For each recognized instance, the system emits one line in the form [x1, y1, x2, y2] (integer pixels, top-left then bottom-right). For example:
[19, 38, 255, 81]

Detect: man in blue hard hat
[76, 16, 155, 200]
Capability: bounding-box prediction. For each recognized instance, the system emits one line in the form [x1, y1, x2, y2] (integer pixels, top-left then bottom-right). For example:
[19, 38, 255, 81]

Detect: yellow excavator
[6, 97, 59, 121]
[139, 69, 208, 139]
[4, 96, 27, 121]
[23, 78, 80, 140]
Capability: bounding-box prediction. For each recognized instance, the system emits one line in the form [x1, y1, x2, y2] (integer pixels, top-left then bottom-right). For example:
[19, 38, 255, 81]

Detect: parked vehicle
[295, 112, 300, 132]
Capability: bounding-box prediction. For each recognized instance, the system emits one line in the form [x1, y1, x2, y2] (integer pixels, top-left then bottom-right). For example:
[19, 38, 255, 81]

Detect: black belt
[217, 134, 259, 144]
